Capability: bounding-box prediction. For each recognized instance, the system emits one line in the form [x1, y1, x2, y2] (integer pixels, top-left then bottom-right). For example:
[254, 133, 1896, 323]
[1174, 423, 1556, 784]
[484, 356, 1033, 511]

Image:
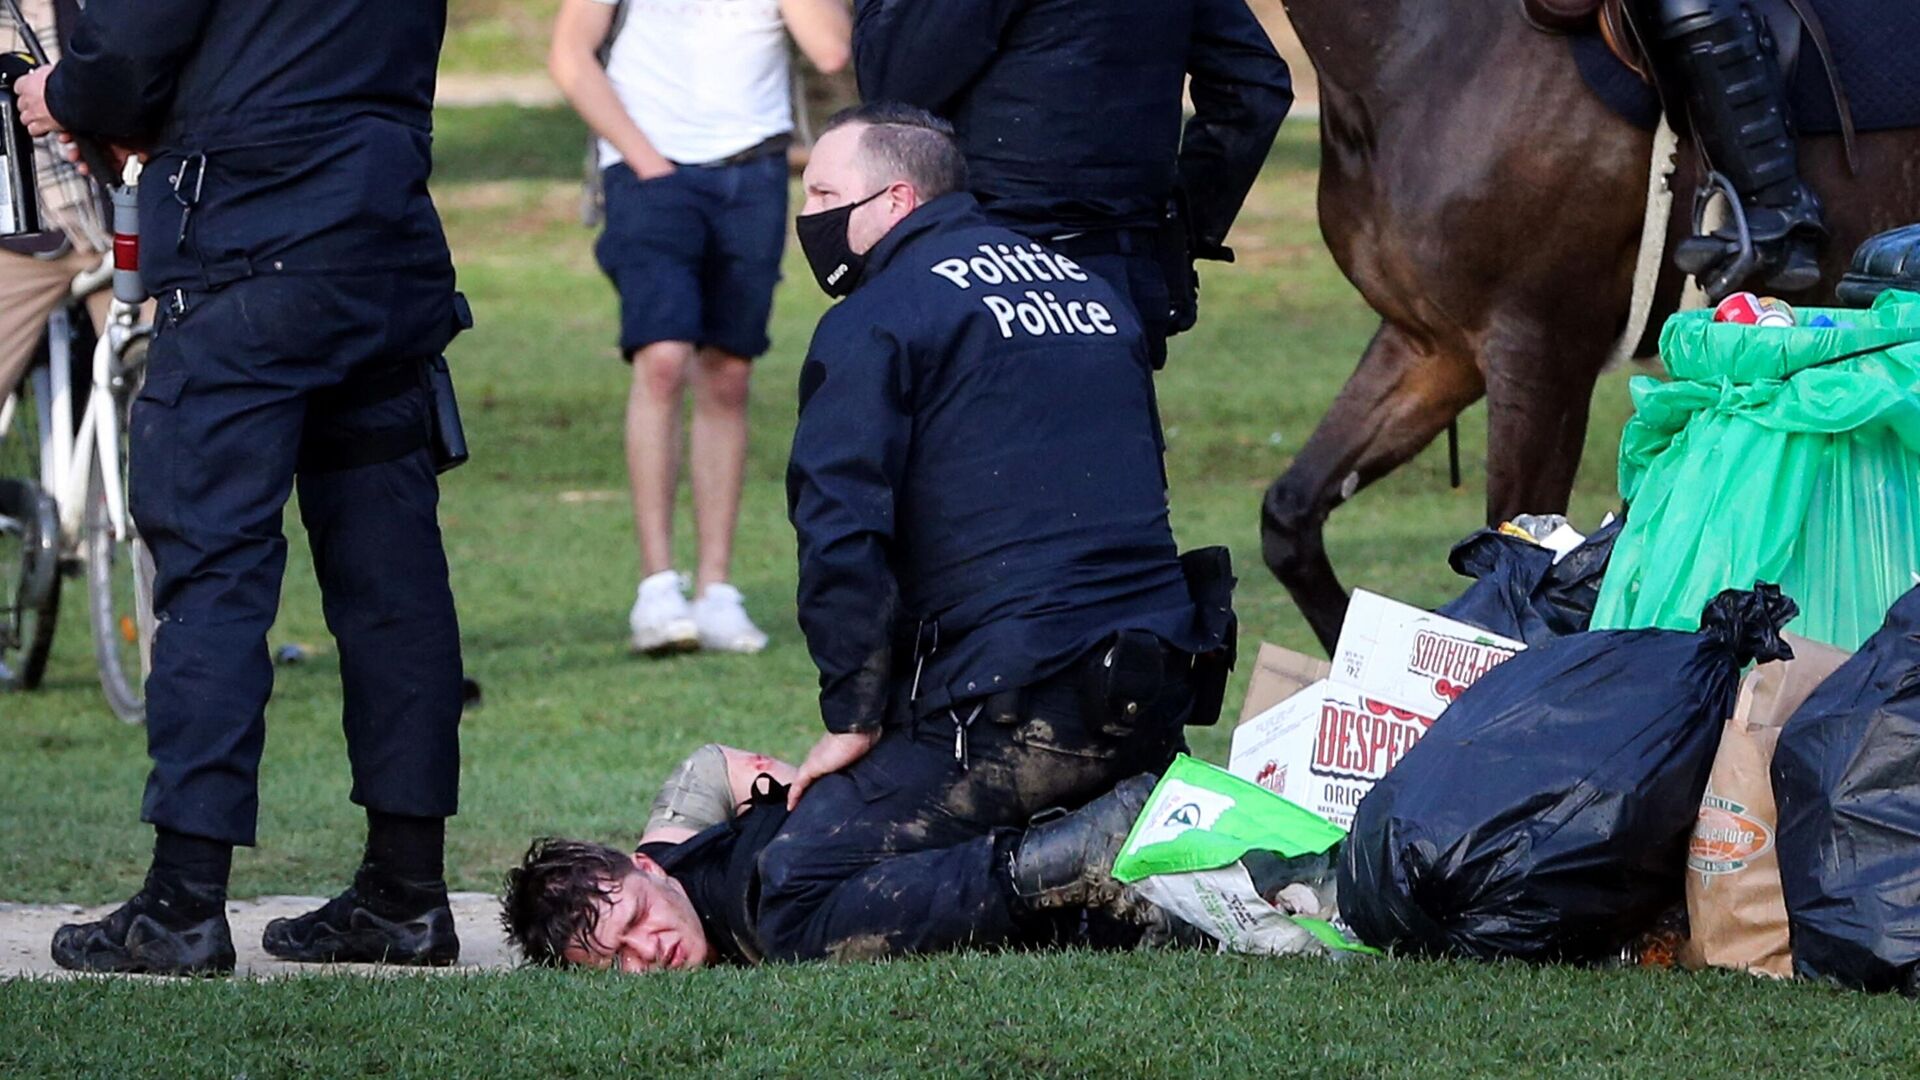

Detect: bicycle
[0, 224, 155, 722]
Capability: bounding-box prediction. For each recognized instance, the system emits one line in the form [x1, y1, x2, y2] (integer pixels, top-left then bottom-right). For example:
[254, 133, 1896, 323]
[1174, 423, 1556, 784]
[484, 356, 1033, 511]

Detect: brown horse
[1261, 0, 1920, 651]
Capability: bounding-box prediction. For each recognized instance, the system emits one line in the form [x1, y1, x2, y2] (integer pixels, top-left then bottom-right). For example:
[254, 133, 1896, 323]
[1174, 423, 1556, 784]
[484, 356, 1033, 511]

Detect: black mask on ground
[796, 190, 885, 298]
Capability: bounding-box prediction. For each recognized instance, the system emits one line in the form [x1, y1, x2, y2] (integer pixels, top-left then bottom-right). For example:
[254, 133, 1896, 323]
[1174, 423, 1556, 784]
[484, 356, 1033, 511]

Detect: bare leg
[688, 348, 751, 592]
[1261, 323, 1483, 651]
[627, 341, 695, 578]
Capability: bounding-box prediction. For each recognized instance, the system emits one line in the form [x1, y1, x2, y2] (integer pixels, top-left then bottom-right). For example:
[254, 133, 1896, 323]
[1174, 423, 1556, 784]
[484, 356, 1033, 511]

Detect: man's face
[801, 124, 912, 256]
[561, 855, 712, 973]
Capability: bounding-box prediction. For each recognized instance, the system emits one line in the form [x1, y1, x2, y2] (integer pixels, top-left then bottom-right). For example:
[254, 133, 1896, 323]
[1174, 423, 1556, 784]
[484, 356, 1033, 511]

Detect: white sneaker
[630, 570, 699, 655]
[691, 583, 768, 654]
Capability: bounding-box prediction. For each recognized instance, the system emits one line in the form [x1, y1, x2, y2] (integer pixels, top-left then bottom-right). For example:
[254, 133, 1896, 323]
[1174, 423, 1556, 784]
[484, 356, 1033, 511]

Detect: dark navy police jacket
[45, 0, 452, 294]
[853, 0, 1292, 251]
[787, 193, 1211, 734]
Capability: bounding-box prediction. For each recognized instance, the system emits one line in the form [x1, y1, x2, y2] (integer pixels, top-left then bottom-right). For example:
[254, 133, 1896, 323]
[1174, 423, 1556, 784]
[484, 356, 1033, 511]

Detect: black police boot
[261, 871, 459, 966]
[1837, 223, 1920, 307]
[50, 874, 236, 976]
[1653, 0, 1827, 299]
[1010, 773, 1158, 916]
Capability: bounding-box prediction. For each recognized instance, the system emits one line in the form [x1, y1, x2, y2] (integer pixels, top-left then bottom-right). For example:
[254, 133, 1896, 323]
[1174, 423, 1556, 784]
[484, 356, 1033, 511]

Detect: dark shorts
[595, 151, 789, 361]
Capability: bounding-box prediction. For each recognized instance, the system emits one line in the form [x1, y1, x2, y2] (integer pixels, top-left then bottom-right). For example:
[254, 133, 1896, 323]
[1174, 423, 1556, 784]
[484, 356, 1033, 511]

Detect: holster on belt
[1157, 190, 1200, 338]
[425, 292, 475, 474]
[1077, 629, 1176, 739]
[1179, 545, 1239, 727]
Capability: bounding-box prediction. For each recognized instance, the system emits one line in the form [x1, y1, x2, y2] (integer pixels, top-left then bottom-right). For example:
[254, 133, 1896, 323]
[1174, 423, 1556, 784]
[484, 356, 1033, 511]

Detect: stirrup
[1676, 171, 1758, 302]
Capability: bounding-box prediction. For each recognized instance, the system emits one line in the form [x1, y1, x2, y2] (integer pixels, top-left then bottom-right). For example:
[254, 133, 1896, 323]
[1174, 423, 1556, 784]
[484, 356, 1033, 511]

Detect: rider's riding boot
[1837, 224, 1920, 307]
[1651, 0, 1827, 298]
[1009, 774, 1158, 918]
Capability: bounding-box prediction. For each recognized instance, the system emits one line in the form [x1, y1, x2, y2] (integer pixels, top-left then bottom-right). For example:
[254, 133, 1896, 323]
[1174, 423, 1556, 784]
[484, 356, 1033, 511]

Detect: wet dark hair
[500, 837, 634, 967]
[822, 102, 969, 201]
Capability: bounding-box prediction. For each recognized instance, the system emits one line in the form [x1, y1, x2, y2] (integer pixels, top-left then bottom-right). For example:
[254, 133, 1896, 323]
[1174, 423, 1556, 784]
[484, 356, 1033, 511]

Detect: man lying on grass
[501, 744, 1193, 971]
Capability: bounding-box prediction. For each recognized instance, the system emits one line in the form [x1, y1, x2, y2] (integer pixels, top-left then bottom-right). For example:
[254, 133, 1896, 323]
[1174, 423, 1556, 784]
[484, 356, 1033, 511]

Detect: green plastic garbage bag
[1592, 290, 1920, 648]
[1111, 755, 1372, 955]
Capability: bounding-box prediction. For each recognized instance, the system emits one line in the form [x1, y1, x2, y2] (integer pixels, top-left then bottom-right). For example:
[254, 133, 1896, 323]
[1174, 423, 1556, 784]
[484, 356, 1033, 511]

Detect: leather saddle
[1523, 0, 1795, 80]
[1519, 0, 1855, 167]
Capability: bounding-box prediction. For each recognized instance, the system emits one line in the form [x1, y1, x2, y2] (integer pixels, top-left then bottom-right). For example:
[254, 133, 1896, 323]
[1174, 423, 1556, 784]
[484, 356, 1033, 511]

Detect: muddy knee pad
[645, 744, 736, 835]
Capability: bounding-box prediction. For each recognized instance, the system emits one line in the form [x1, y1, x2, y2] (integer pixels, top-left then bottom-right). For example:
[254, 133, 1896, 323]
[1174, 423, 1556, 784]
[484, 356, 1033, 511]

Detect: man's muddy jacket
[787, 192, 1212, 734]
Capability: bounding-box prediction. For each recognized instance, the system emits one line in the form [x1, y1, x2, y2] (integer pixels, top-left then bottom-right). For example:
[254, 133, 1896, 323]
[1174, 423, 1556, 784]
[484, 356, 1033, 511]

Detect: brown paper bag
[1679, 634, 1851, 977]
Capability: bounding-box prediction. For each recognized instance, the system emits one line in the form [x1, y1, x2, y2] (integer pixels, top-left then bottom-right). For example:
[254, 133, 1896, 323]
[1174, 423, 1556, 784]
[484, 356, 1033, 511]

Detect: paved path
[1, 894, 515, 979]
[436, 73, 563, 108]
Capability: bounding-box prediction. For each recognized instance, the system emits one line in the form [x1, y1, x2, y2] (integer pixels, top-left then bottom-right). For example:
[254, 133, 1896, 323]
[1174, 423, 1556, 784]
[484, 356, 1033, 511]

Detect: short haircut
[500, 837, 634, 967]
[822, 102, 969, 202]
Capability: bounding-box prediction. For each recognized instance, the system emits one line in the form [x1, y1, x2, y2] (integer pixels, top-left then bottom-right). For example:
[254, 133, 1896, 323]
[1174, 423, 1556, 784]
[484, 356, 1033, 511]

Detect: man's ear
[890, 180, 920, 221]
[632, 851, 661, 876]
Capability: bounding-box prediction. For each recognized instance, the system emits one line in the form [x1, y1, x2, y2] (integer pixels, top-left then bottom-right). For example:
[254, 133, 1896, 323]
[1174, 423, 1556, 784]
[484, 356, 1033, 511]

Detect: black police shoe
[1012, 773, 1159, 914]
[50, 880, 236, 976]
[1838, 223, 1920, 308]
[260, 886, 460, 966]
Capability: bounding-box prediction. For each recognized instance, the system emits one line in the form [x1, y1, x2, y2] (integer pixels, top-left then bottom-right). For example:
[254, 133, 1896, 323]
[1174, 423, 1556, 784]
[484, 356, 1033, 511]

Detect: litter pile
[1128, 291, 1920, 995]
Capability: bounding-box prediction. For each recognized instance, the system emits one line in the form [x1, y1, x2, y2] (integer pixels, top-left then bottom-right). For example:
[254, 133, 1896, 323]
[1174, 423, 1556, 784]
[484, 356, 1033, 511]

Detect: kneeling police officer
[18, 0, 470, 975]
[766, 104, 1235, 961]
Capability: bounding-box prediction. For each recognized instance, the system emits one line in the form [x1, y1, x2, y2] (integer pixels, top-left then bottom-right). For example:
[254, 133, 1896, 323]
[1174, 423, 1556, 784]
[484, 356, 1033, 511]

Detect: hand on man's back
[787, 730, 881, 810]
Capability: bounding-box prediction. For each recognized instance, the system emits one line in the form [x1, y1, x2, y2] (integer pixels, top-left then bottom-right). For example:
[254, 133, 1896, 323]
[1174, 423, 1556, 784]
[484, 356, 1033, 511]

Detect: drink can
[1713, 292, 1764, 325]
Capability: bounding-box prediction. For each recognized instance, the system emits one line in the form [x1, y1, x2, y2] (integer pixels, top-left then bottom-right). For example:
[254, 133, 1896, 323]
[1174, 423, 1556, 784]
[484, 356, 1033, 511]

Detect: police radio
[0, 51, 41, 239]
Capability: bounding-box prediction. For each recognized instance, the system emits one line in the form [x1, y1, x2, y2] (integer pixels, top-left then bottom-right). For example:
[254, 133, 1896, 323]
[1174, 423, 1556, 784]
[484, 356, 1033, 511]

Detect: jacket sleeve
[852, 0, 1022, 112]
[1179, 0, 1292, 258]
[786, 316, 914, 735]
[43, 0, 215, 142]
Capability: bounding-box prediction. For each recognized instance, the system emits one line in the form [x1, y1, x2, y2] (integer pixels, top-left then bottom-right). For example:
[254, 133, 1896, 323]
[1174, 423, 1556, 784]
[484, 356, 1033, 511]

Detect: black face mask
[796, 190, 885, 298]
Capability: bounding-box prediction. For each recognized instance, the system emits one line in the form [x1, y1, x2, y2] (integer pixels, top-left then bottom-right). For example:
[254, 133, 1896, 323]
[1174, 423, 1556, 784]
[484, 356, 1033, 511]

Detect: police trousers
[754, 659, 1190, 962]
[131, 270, 464, 846]
[1073, 249, 1173, 370]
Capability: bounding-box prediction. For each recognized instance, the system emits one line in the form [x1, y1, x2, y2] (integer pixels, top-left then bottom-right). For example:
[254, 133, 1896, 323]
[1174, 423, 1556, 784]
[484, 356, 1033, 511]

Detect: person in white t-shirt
[550, 0, 849, 656]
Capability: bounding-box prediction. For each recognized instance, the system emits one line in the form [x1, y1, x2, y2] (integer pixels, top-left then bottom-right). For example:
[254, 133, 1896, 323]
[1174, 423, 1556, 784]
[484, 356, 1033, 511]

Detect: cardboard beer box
[1330, 590, 1526, 719]
[1228, 678, 1435, 830]
[1237, 642, 1333, 723]
[1228, 600, 1525, 830]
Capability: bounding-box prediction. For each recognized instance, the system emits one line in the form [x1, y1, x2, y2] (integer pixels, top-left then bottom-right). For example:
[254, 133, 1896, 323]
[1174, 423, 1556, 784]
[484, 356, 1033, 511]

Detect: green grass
[6, 955, 1918, 1077]
[6, 109, 1880, 1076]
[443, 0, 560, 74]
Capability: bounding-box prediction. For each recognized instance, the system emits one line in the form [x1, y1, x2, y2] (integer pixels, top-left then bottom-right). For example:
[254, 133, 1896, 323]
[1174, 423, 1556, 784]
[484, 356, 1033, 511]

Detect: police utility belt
[907, 546, 1239, 768]
[160, 281, 472, 477]
[152, 139, 473, 477]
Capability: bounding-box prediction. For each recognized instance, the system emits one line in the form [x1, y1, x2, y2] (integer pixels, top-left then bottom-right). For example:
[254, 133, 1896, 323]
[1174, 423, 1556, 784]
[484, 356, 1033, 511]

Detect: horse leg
[1261, 322, 1483, 651]
[1480, 325, 1609, 523]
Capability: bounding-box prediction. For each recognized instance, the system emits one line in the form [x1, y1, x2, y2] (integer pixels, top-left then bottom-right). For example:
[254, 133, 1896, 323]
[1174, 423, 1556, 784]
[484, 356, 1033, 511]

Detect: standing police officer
[852, 0, 1293, 368]
[17, 0, 469, 975]
[770, 104, 1235, 959]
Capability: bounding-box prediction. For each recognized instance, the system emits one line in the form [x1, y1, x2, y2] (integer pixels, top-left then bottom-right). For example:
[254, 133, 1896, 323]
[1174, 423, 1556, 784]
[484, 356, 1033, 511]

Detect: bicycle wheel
[0, 366, 62, 691]
[85, 337, 151, 723]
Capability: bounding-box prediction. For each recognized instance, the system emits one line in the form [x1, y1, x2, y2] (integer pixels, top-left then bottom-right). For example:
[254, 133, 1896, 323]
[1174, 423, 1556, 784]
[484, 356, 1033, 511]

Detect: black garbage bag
[1339, 585, 1796, 962]
[1773, 586, 1920, 994]
[1436, 517, 1623, 646]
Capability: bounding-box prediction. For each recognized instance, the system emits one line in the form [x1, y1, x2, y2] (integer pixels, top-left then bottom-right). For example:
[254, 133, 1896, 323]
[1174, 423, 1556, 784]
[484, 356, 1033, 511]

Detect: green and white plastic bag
[1111, 755, 1376, 956]
[1593, 290, 1920, 648]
